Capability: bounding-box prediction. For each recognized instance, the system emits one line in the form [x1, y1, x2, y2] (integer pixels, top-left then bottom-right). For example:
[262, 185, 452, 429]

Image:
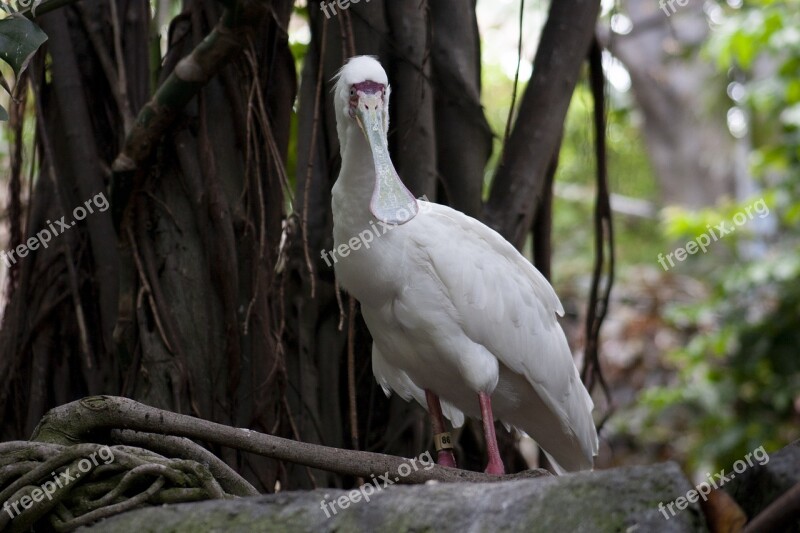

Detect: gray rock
[82, 463, 707, 533]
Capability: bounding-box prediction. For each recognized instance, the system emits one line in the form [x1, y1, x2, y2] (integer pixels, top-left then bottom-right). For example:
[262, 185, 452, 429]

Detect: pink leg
[479, 392, 505, 475]
[425, 390, 457, 468]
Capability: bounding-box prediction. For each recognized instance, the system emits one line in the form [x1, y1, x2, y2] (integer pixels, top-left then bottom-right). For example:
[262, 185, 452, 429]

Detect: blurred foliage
[641, 251, 800, 472]
[638, 0, 800, 473]
[707, 0, 800, 200]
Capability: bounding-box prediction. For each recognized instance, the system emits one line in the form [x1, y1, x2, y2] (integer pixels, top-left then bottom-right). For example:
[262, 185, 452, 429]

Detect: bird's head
[334, 56, 418, 225]
[334, 55, 390, 137]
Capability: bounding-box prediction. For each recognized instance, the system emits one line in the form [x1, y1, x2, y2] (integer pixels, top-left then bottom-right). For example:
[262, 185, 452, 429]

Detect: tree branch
[32, 396, 551, 485]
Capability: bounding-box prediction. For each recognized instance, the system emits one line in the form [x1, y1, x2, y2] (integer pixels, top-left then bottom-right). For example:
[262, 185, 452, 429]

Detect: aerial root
[0, 441, 247, 532]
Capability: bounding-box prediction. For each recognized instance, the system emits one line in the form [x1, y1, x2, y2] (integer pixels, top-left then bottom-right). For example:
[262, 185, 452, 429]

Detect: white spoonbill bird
[329, 56, 598, 474]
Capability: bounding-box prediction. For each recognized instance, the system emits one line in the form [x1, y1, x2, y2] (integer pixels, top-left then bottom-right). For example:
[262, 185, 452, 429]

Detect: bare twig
[501, 0, 525, 164]
[335, 279, 346, 331]
[580, 37, 614, 420]
[75, 4, 134, 131]
[62, 243, 95, 370]
[279, 397, 318, 489]
[107, 0, 134, 131]
[300, 16, 329, 300]
[125, 225, 174, 353]
[29, 70, 96, 375]
[347, 297, 361, 481]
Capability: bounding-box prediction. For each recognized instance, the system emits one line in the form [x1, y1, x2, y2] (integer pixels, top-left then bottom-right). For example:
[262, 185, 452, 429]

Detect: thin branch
[125, 225, 174, 353]
[107, 0, 134, 131]
[279, 397, 318, 489]
[581, 37, 614, 420]
[347, 297, 360, 467]
[29, 67, 96, 374]
[300, 16, 328, 300]
[75, 4, 134, 130]
[501, 0, 525, 163]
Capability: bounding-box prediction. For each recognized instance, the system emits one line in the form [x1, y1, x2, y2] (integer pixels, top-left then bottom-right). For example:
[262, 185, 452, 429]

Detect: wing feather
[409, 202, 597, 462]
[372, 344, 465, 428]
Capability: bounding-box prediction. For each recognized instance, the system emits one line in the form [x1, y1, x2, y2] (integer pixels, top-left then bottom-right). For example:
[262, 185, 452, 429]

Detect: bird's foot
[437, 449, 457, 468]
[484, 460, 505, 476]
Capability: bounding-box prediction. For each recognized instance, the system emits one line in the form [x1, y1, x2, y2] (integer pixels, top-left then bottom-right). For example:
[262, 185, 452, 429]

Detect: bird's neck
[333, 125, 381, 225]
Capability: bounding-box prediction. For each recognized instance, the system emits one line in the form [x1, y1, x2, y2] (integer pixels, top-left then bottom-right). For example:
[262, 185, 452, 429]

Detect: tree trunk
[0, 0, 297, 492]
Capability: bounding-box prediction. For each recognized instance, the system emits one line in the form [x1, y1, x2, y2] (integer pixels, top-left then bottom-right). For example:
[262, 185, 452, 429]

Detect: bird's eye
[350, 88, 356, 96]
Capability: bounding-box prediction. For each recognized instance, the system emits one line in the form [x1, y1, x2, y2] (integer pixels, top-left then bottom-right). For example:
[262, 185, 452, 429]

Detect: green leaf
[0, 103, 8, 121]
[0, 13, 47, 77]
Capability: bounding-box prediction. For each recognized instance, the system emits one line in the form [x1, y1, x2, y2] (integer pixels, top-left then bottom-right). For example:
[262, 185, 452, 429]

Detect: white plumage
[330, 56, 598, 473]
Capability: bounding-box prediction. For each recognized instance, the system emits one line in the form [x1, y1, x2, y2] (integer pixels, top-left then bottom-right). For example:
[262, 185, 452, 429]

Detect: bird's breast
[330, 211, 420, 308]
